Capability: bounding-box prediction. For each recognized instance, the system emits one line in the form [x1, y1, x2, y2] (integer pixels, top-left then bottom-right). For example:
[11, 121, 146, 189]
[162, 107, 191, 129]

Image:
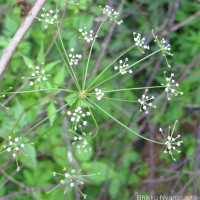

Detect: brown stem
[0, 0, 47, 77]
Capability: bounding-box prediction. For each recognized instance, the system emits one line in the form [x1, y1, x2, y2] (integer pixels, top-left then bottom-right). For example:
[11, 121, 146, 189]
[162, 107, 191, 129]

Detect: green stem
[83, 19, 106, 89]
[4, 88, 74, 95]
[84, 99, 99, 139]
[86, 44, 136, 90]
[87, 98, 164, 145]
[55, 40, 80, 90]
[88, 49, 162, 92]
[87, 95, 138, 103]
[23, 103, 69, 139]
[97, 86, 165, 93]
[57, 26, 81, 90]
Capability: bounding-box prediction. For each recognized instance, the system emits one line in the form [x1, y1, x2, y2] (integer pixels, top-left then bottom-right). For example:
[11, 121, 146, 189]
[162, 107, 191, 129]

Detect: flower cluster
[79, 27, 94, 43]
[138, 89, 156, 114]
[36, 7, 59, 29]
[67, 107, 90, 129]
[50, 168, 87, 198]
[95, 88, 104, 100]
[67, 107, 92, 153]
[69, 48, 82, 66]
[133, 32, 150, 53]
[22, 63, 50, 88]
[0, 133, 26, 171]
[114, 58, 133, 75]
[159, 120, 183, 161]
[100, 5, 123, 25]
[161, 71, 183, 100]
[152, 30, 173, 67]
[72, 132, 92, 153]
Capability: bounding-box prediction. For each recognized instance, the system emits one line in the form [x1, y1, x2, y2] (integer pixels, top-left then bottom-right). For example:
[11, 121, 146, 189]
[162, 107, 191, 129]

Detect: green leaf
[108, 178, 122, 199]
[22, 55, 34, 67]
[128, 174, 141, 184]
[37, 42, 44, 63]
[74, 144, 93, 161]
[82, 161, 115, 184]
[20, 141, 37, 170]
[47, 102, 57, 126]
[53, 65, 66, 86]
[65, 93, 78, 106]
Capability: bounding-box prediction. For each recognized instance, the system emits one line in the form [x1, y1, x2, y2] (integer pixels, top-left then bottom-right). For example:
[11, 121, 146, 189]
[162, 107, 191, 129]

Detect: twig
[0, 0, 47, 77]
[171, 10, 200, 32]
[0, 185, 55, 200]
[59, 99, 80, 200]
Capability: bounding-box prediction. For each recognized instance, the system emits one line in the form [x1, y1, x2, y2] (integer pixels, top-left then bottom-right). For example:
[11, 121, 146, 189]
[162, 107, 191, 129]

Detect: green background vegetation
[0, 0, 200, 199]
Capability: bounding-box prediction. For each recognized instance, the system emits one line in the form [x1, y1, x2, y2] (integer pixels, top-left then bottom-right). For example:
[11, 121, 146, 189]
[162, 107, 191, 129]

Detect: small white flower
[49, 167, 96, 198]
[0, 132, 27, 171]
[161, 71, 183, 100]
[52, 172, 56, 176]
[159, 120, 183, 161]
[79, 27, 94, 43]
[114, 58, 132, 75]
[36, 7, 59, 29]
[133, 32, 149, 53]
[100, 5, 123, 25]
[95, 88, 104, 100]
[23, 63, 50, 89]
[152, 30, 173, 67]
[69, 48, 82, 66]
[138, 89, 156, 114]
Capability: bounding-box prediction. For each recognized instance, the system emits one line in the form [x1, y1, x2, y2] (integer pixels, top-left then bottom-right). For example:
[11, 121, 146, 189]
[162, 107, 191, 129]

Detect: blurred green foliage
[0, 0, 200, 199]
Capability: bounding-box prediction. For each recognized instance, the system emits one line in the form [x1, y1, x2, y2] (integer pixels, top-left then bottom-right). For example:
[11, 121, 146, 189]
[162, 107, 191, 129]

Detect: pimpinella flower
[133, 32, 150, 53]
[161, 71, 183, 100]
[159, 120, 183, 161]
[67, 107, 90, 129]
[49, 168, 99, 198]
[69, 48, 82, 66]
[0, 132, 26, 171]
[34, 7, 59, 29]
[22, 63, 50, 89]
[72, 131, 92, 153]
[152, 30, 173, 67]
[100, 5, 123, 25]
[114, 58, 133, 75]
[79, 27, 94, 43]
[138, 89, 156, 114]
[95, 88, 104, 100]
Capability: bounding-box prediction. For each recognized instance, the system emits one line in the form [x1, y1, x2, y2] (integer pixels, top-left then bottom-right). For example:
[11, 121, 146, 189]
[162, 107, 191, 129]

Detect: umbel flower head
[69, 48, 82, 66]
[100, 5, 123, 25]
[79, 27, 94, 43]
[152, 30, 173, 67]
[34, 7, 59, 29]
[138, 89, 156, 114]
[22, 63, 50, 89]
[0, 132, 26, 171]
[114, 58, 133, 75]
[159, 120, 183, 161]
[161, 71, 183, 100]
[49, 167, 99, 198]
[67, 107, 92, 153]
[72, 132, 92, 154]
[133, 32, 150, 53]
[95, 88, 104, 100]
